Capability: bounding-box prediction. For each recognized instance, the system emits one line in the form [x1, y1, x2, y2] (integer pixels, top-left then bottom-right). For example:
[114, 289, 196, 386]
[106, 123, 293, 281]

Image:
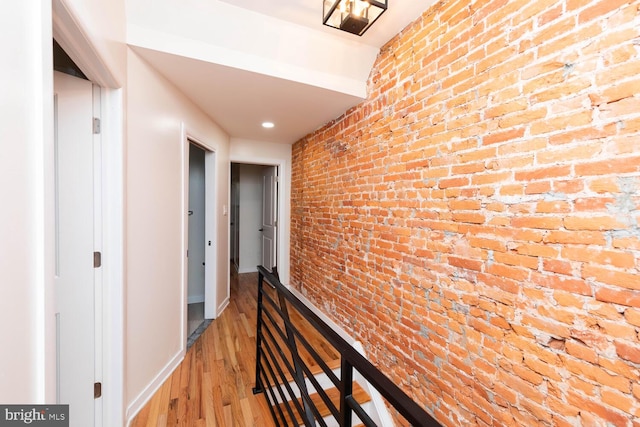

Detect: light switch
[223, 205, 228, 216]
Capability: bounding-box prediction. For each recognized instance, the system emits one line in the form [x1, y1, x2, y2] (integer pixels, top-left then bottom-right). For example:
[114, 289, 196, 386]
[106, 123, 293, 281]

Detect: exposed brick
[567, 392, 631, 427]
[544, 230, 607, 245]
[562, 247, 636, 269]
[583, 265, 640, 291]
[575, 156, 640, 176]
[601, 388, 637, 414]
[615, 340, 640, 365]
[624, 308, 640, 327]
[578, 0, 632, 23]
[595, 287, 640, 308]
[564, 215, 629, 231]
[290, 0, 640, 425]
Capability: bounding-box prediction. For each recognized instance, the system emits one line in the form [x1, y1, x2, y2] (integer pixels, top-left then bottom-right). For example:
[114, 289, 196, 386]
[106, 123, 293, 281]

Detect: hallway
[130, 271, 276, 426]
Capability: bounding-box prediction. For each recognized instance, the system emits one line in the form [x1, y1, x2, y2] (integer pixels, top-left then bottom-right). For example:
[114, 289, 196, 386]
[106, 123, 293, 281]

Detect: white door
[261, 166, 278, 272]
[54, 71, 97, 426]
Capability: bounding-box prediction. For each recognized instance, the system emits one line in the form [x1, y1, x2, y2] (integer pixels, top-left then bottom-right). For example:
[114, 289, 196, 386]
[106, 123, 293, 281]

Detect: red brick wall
[291, 0, 640, 425]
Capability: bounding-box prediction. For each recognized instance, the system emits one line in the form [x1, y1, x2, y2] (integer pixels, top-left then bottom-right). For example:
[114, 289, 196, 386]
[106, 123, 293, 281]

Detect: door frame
[260, 165, 278, 272]
[181, 125, 219, 335]
[52, 1, 125, 425]
[230, 164, 240, 272]
[228, 156, 287, 283]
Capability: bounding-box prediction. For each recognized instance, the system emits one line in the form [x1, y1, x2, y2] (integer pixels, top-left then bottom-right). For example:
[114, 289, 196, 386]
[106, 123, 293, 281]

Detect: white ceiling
[218, 0, 432, 48]
[130, 0, 435, 144]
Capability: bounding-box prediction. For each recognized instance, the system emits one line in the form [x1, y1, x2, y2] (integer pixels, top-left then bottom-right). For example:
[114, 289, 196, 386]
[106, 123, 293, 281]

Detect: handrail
[252, 265, 442, 427]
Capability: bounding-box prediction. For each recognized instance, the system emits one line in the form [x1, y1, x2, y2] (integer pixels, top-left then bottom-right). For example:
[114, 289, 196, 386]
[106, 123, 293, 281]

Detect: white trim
[52, 0, 120, 88]
[125, 349, 185, 426]
[287, 288, 394, 426]
[287, 287, 356, 345]
[100, 86, 126, 427]
[180, 124, 189, 355]
[352, 342, 395, 427]
[39, 1, 56, 403]
[92, 84, 104, 427]
[98, 87, 125, 427]
[51, 2, 125, 425]
[217, 297, 230, 316]
[181, 123, 220, 333]
[187, 295, 205, 305]
[203, 149, 219, 318]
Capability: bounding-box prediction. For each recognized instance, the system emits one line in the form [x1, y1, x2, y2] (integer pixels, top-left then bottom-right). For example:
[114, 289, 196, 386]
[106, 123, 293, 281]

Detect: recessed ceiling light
[262, 122, 275, 129]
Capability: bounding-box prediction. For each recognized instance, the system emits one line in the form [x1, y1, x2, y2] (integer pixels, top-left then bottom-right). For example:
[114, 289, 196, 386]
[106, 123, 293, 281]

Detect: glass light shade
[323, 0, 388, 36]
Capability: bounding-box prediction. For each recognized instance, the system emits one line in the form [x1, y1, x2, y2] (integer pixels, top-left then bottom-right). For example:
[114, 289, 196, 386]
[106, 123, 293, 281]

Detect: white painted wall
[2, 2, 285, 425]
[238, 165, 264, 273]
[1, 0, 127, 418]
[230, 139, 292, 284]
[0, 1, 54, 404]
[125, 49, 230, 420]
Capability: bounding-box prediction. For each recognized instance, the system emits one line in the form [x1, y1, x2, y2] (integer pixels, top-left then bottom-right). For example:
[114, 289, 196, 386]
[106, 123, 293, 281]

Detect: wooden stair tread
[278, 382, 370, 426]
[282, 358, 342, 383]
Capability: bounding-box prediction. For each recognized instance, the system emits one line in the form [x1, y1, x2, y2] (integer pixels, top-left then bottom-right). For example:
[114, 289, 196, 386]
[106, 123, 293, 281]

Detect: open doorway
[230, 163, 278, 275]
[184, 137, 218, 349]
[187, 143, 206, 339]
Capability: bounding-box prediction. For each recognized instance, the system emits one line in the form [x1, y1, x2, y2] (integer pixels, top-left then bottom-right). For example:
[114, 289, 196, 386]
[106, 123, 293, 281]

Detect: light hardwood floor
[130, 270, 345, 427]
[130, 271, 277, 427]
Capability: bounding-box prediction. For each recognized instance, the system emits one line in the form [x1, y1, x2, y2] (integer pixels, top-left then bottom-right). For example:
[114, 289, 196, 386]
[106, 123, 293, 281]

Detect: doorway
[183, 136, 218, 348]
[229, 163, 278, 274]
[51, 2, 125, 424]
[187, 143, 206, 340]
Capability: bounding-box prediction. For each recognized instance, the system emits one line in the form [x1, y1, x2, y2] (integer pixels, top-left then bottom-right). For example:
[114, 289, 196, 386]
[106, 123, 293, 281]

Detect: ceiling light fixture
[262, 122, 275, 128]
[323, 0, 387, 36]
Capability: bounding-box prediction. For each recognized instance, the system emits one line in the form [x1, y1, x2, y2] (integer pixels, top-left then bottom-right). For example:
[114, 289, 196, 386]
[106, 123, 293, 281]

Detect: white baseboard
[287, 287, 394, 426]
[352, 341, 395, 427]
[216, 296, 230, 318]
[287, 286, 356, 345]
[126, 348, 185, 426]
[187, 294, 205, 304]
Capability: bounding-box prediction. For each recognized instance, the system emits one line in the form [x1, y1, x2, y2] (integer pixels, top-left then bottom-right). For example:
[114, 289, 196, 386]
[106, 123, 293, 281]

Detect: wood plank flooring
[129, 270, 343, 427]
[130, 271, 276, 427]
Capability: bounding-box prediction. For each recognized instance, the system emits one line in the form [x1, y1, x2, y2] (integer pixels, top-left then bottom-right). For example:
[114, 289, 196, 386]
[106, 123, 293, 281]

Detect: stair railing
[252, 266, 442, 427]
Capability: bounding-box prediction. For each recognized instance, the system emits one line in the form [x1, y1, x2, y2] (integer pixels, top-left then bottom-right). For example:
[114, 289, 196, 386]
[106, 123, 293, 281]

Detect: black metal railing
[252, 266, 442, 427]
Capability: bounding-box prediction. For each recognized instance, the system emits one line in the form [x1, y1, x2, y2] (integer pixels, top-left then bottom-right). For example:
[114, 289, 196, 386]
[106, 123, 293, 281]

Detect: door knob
[259, 228, 264, 232]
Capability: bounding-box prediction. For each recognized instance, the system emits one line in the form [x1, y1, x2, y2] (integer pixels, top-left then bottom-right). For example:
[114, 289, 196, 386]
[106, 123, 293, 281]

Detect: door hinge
[93, 252, 102, 268]
[94, 382, 102, 399]
[93, 117, 101, 134]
